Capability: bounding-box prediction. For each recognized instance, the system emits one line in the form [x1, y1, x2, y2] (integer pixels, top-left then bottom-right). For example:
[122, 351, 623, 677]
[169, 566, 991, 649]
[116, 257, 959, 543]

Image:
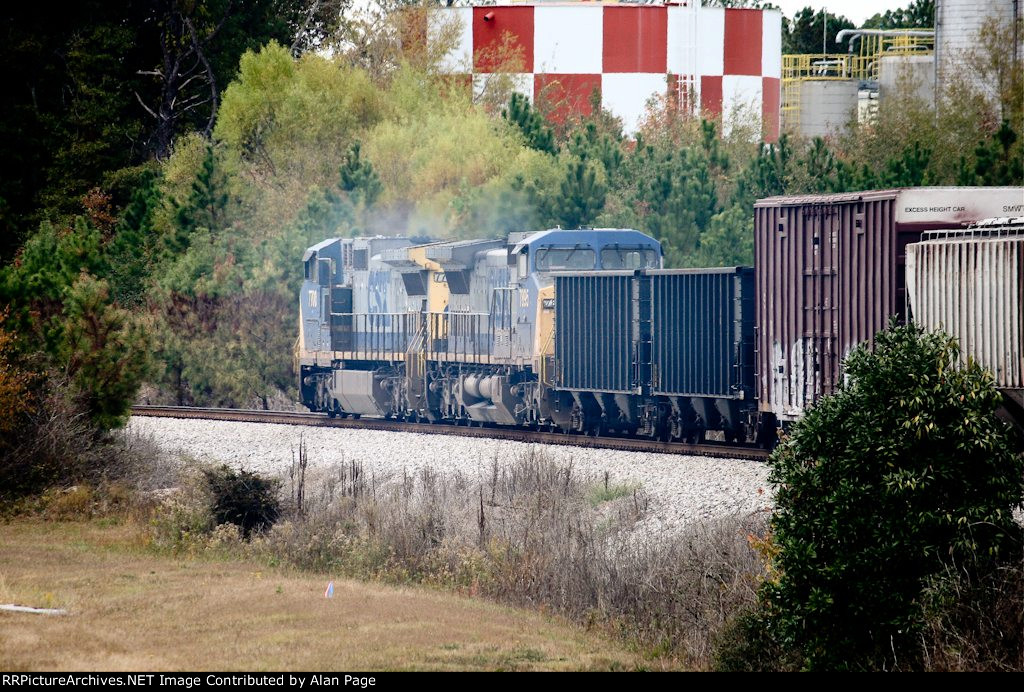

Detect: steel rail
[131, 406, 770, 461]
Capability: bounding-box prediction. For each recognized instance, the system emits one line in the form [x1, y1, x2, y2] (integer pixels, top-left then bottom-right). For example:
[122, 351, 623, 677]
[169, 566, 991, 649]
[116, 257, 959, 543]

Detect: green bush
[203, 465, 280, 539]
[728, 322, 1024, 671]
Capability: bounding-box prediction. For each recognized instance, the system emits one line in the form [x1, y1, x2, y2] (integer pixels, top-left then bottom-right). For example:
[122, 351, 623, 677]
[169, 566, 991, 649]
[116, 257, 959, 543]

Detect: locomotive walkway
[131, 406, 769, 461]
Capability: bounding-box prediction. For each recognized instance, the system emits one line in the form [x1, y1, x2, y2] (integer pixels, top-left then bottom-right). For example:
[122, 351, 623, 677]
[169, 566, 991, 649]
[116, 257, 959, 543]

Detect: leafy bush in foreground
[725, 322, 1024, 671]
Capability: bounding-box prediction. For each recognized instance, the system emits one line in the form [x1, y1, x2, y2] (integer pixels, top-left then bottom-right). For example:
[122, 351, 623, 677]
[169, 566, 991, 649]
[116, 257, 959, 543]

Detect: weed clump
[202, 465, 280, 539]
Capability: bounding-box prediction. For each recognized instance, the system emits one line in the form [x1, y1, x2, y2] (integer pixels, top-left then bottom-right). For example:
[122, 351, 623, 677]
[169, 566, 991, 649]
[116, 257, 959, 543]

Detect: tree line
[0, 0, 1020, 423]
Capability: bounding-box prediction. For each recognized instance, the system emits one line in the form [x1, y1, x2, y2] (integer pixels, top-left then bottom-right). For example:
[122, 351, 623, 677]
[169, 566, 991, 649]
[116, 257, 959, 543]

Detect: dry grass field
[0, 520, 645, 671]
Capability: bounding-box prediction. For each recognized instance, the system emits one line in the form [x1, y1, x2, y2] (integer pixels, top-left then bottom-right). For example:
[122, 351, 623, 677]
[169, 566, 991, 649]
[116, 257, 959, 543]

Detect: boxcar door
[802, 205, 839, 404]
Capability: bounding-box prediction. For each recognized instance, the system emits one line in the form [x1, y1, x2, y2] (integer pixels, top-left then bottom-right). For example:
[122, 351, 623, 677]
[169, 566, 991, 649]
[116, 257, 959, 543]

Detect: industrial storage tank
[906, 219, 1024, 416]
[754, 187, 1024, 422]
[935, 0, 1022, 94]
[878, 54, 935, 104]
[797, 79, 859, 138]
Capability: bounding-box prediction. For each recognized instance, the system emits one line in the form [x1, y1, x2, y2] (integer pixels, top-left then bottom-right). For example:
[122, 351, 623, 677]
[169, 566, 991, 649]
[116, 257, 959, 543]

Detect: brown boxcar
[755, 187, 1024, 422]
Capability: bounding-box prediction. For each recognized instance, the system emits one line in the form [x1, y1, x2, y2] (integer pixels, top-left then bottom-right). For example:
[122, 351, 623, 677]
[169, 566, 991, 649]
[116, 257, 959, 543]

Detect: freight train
[297, 187, 1024, 445]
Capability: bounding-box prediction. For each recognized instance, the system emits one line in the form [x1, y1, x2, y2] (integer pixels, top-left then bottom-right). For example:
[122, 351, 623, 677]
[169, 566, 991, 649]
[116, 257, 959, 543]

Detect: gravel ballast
[127, 416, 773, 533]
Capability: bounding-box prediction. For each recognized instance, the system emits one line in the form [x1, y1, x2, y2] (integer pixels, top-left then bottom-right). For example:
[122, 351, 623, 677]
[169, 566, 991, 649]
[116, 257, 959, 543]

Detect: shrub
[727, 322, 1024, 670]
[203, 465, 281, 539]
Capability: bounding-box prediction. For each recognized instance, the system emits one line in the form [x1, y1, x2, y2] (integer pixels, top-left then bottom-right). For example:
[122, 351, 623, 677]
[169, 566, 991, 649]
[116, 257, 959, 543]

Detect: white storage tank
[879, 54, 935, 104]
[906, 218, 1024, 413]
[797, 79, 859, 138]
[935, 0, 1022, 94]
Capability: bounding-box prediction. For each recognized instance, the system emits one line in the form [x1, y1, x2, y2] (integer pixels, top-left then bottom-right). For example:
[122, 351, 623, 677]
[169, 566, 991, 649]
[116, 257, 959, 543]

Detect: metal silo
[935, 0, 1021, 94]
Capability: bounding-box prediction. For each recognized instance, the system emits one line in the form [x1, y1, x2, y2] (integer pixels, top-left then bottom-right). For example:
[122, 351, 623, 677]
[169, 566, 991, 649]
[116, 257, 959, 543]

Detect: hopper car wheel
[352, 414, 361, 420]
[327, 409, 336, 419]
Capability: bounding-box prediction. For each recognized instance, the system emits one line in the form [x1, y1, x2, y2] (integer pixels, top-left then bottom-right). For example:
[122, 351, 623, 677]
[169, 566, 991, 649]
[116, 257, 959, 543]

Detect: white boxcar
[906, 219, 1024, 413]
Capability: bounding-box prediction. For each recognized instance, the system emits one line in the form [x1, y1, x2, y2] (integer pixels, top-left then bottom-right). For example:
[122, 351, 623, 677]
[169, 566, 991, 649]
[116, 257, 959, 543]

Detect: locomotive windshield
[600, 246, 659, 269]
[535, 246, 596, 271]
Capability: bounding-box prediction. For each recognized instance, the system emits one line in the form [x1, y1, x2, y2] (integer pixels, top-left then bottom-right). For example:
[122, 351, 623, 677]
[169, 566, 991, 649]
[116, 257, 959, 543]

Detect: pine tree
[881, 140, 932, 187]
[633, 147, 719, 266]
[558, 161, 606, 229]
[338, 141, 382, 206]
[502, 92, 557, 155]
[735, 135, 795, 206]
[962, 121, 1024, 186]
[107, 169, 162, 307]
[169, 145, 230, 255]
[803, 137, 839, 192]
[59, 273, 150, 429]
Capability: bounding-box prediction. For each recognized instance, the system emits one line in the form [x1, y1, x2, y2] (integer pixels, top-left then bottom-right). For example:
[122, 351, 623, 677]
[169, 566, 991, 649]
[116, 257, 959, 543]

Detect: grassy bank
[0, 518, 647, 671]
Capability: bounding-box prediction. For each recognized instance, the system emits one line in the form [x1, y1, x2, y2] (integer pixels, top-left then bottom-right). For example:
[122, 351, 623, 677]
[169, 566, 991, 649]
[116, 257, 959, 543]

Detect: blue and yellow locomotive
[298, 229, 664, 426]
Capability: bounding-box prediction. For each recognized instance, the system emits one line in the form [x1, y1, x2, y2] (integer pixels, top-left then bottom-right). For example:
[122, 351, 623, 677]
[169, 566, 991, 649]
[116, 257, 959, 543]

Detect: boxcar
[755, 187, 1024, 422]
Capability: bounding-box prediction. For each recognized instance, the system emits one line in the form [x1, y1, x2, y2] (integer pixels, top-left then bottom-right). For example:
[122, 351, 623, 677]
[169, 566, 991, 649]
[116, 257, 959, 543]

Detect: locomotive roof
[301, 237, 339, 262]
[512, 228, 660, 254]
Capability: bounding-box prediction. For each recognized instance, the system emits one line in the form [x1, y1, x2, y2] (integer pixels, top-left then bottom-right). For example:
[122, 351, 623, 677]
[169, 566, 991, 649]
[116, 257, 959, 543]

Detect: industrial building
[782, 0, 1023, 139]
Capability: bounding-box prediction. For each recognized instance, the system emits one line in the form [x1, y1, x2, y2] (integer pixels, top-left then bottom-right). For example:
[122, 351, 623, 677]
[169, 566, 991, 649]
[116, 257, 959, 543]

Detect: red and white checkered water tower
[430, 1, 782, 140]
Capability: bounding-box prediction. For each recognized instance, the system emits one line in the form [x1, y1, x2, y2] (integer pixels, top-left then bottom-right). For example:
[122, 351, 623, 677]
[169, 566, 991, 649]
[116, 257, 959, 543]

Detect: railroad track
[131, 406, 769, 461]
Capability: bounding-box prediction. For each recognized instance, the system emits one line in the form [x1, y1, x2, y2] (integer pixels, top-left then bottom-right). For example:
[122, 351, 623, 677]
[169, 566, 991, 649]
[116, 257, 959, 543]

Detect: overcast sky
[769, 1, 913, 26]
